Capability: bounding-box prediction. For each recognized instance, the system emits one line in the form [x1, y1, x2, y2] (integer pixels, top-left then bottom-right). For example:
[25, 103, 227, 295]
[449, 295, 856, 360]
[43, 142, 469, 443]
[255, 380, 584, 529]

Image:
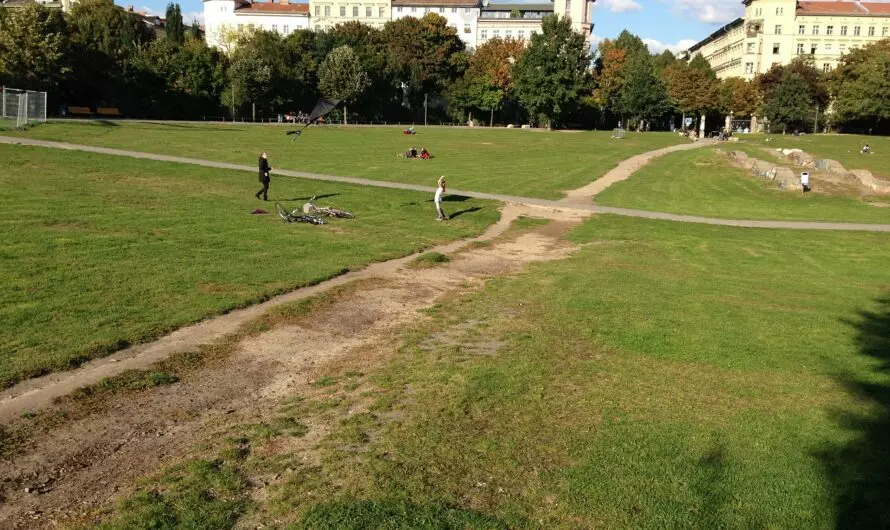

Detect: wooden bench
[96, 107, 121, 117]
[67, 106, 92, 116]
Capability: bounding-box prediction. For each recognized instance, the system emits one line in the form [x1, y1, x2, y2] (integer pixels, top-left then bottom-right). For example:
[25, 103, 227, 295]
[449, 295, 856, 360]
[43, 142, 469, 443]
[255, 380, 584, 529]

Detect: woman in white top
[435, 176, 447, 220]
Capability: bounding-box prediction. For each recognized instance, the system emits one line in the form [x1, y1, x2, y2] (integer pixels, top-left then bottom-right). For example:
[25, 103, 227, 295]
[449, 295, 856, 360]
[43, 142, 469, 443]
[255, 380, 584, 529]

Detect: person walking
[434, 175, 447, 221]
[256, 152, 272, 201]
[800, 171, 810, 193]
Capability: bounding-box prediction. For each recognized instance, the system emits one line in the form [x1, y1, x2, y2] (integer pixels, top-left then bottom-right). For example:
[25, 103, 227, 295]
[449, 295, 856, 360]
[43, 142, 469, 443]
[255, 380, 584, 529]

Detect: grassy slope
[264, 216, 890, 528]
[746, 133, 890, 179]
[596, 147, 890, 222]
[6, 122, 686, 199]
[0, 144, 498, 389]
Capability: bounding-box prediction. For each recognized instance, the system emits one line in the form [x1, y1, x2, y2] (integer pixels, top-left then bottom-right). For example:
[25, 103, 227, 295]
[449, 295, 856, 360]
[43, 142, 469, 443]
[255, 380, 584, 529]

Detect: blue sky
[121, 0, 888, 54]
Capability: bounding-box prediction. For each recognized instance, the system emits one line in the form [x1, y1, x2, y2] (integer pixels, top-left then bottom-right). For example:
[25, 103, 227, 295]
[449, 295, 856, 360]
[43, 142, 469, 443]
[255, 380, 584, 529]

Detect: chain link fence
[1, 87, 47, 128]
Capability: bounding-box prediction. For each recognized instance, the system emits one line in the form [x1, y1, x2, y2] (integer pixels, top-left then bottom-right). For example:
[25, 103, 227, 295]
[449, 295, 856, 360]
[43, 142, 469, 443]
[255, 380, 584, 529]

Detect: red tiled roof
[795, 1, 890, 16]
[235, 2, 309, 14]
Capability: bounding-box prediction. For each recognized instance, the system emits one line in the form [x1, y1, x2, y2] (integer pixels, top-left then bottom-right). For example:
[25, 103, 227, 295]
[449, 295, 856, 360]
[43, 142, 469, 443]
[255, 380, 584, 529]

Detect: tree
[662, 61, 720, 131]
[0, 3, 68, 92]
[762, 70, 813, 132]
[512, 15, 590, 127]
[831, 39, 890, 132]
[68, 0, 154, 59]
[759, 56, 828, 108]
[688, 53, 716, 78]
[317, 45, 370, 124]
[187, 21, 202, 41]
[465, 37, 525, 125]
[720, 77, 760, 118]
[226, 50, 272, 118]
[651, 49, 677, 73]
[165, 3, 184, 45]
[592, 39, 627, 119]
[614, 51, 669, 128]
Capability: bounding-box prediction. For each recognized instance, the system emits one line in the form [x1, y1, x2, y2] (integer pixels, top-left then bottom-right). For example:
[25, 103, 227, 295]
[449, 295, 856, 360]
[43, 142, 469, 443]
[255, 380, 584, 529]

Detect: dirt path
[0, 203, 588, 528]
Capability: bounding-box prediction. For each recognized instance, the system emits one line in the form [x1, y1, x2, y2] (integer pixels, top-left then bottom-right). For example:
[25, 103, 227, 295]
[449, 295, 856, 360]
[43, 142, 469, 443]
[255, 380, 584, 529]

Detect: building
[687, 0, 890, 80]
[392, 0, 481, 48]
[477, 3, 550, 46]
[0, 0, 77, 12]
[204, 0, 310, 49]
[309, 0, 391, 30]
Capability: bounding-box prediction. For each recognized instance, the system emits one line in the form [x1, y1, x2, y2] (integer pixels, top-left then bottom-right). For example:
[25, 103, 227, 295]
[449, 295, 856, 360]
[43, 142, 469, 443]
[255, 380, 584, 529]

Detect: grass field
[4, 121, 687, 199]
[596, 147, 890, 223]
[745, 133, 890, 179]
[100, 214, 890, 527]
[0, 144, 498, 389]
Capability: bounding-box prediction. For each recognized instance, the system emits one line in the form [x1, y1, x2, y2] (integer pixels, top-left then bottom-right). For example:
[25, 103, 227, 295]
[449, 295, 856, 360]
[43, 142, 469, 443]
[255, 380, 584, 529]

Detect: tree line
[1, 0, 888, 132]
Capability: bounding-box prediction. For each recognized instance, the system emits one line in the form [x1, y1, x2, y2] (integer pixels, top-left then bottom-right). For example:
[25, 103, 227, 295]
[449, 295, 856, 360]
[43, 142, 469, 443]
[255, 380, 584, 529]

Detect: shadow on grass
[295, 500, 511, 529]
[448, 207, 482, 219]
[821, 296, 890, 527]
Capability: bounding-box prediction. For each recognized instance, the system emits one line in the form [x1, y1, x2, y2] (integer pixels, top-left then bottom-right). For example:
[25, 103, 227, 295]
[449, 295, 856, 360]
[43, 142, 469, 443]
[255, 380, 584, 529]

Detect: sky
[121, 0, 890, 54]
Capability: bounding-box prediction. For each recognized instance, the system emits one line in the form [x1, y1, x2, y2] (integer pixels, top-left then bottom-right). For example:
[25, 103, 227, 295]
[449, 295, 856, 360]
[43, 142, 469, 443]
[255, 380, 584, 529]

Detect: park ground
[0, 125, 889, 528]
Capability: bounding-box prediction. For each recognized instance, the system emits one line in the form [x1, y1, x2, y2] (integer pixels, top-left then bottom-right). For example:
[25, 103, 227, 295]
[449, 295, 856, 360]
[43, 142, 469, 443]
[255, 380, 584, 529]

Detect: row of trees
[1, 0, 888, 131]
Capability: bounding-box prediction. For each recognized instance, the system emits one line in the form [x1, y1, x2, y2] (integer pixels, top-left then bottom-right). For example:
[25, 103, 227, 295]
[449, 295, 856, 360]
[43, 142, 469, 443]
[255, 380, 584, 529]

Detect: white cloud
[599, 0, 643, 13]
[642, 38, 698, 54]
[137, 5, 162, 16]
[669, 0, 742, 24]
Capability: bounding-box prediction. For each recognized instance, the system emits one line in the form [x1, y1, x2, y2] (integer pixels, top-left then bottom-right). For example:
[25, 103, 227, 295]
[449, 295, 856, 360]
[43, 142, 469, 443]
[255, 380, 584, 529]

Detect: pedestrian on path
[256, 152, 272, 201]
[435, 175, 447, 221]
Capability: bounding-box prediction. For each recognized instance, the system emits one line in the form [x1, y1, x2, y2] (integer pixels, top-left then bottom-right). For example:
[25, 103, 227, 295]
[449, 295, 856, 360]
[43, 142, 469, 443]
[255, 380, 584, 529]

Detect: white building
[687, 0, 890, 80]
[392, 0, 481, 48]
[309, 0, 392, 31]
[477, 3, 550, 45]
[204, 0, 310, 49]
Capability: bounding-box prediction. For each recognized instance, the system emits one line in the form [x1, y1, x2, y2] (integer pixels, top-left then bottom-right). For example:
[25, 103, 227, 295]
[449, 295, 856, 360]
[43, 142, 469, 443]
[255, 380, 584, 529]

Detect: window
[811, 44, 817, 54]
[518, 29, 524, 39]
[366, 7, 371, 16]
[840, 44, 846, 53]
[812, 25, 819, 35]
[755, 7, 761, 16]
[796, 43, 804, 54]
[825, 43, 832, 52]
[237, 23, 243, 30]
[854, 26, 860, 36]
[775, 7, 783, 15]
[823, 63, 830, 72]
[411, 6, 416, 11]
[884, 27, 889, 37]
[465, 7, 471, 12]
[493, 29, 499, 37]
[314, 5, 319, 15]
[353, 6, 359, 16]
[423, 7, 429, 13]
[480, 29, 487, 39]
[772, 42, 780, 54]
[840, 25, 847, 35]
[272, 24, 278, 32]
[438, 7, 443, 12]
[868, 26, 875, 36]
[340, 6, 345, 16]
[452, 7, 457, 12]
[248, 23, 255, 29]
[315, 24, 321, 31]
[396, 6, 402, 12]
[826, 25, 833, 35]
[774, 24, 781, 34]
[565, 0, 571, 15]
[505, 29, 512, 37]
[798, 24, 805, 34]
[747, 42, 755, 53]
[745, 62, 754, 74]
[283, 25, 289, 33]
[324, 5, 330, 16]
[379, 7, 385, 17]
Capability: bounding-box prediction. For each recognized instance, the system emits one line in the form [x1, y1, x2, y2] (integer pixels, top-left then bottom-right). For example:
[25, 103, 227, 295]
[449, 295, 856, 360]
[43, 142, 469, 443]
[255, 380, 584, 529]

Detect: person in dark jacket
[256, 152, 272, 200]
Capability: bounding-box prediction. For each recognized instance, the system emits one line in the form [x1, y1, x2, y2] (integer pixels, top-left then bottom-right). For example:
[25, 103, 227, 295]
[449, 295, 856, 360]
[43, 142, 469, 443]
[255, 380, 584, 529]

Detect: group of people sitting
[403, 146, 431, 159]
[403, 127, 417, 135]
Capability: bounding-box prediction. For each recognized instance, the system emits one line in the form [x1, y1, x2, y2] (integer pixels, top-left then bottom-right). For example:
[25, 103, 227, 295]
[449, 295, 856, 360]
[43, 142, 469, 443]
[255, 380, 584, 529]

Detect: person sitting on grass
[862, 144, 871, 154]
[407, 146, 418, 158]
[420, 147, 430, 159]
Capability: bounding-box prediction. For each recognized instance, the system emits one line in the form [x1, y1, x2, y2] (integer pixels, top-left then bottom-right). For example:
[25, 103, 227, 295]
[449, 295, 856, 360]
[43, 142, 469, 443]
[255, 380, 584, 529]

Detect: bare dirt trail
[0, 203, 588, 529]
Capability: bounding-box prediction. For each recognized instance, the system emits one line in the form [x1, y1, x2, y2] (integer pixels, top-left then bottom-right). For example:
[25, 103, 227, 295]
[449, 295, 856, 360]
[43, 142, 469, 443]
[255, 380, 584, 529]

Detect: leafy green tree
[688, 53, 716, 78]
[165, 3, 185, 45]
[0, 2, 68, 92]
[187, 21, 202, 41]
[651, 49, 677, 73]
[226, 49, 272, 118]
[831, 39, 890, 131]
[512, 15, 590, 127]
[720, 76, 760, 118]
[317, 45, 370, 124]
[614, 51, 669, 128]
[68, 0, 154, 59]
[759, 56, 828, 109]
[662, 60, 721, 127]
[762, 70, 813, 132]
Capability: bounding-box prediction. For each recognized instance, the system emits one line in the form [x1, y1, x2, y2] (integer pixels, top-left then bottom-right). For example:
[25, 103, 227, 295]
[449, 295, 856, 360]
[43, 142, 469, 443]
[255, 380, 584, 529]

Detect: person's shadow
[447, 207, 481, 219]
[276, 193, 340, 201]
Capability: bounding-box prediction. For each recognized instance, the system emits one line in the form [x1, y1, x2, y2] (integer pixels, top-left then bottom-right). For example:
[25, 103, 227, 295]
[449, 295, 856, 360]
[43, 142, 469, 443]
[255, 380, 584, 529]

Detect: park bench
[96, 107, 121, 117]
[67, 106, 92, 117]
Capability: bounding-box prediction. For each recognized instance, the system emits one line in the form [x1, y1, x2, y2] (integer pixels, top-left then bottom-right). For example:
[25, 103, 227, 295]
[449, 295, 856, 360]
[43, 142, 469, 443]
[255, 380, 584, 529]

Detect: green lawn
[596, 147, 890, 223]
[0, 144, 498, 389]
[269, 215, 890, 527]
[102, 214, 890, 527]
[745, 133, 890, 179]
[4, 121, 687, 199]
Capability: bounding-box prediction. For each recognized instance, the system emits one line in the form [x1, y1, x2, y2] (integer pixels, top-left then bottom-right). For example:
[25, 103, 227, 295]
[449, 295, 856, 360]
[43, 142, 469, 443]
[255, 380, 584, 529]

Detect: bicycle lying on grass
[302, 196, 355, 218]
[276, 202, 326, 225]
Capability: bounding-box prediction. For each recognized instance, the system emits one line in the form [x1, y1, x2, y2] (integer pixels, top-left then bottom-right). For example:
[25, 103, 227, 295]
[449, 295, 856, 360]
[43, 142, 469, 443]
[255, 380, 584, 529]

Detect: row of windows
[315, 5, 388, 17]
[479, 28, 532, 39]
[769, 41, 855, 55]
[793, 24, 887, 36]
[395, 6, 474, 14]
[752, 7, 784, 16]
[235, 23, 293, 33]
[744, 62, 833, 74]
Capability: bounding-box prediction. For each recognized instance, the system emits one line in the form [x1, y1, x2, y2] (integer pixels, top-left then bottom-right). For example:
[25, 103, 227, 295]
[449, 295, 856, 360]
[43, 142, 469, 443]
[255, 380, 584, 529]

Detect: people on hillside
[420, 147, 430, 159]
[255, 152, 272, 201]
[435, 176, 447, 221]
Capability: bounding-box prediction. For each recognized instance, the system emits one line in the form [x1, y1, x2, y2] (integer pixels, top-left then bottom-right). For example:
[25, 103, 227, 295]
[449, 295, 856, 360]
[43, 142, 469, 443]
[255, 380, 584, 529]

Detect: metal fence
[1, 87, 47, 127]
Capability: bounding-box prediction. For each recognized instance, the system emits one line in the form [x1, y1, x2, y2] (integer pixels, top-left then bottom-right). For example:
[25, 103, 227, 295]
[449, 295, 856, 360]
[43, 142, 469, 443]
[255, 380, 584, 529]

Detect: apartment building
[477, 3, 550, 45]
[204, 0, 310, 48]
[309, 0, 391, 30]
[392, 0, 481, 48]
[687, 0, 890, 80]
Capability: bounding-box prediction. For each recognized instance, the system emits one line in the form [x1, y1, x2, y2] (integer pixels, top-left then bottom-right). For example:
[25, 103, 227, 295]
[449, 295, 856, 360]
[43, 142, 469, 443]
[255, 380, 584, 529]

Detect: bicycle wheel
[275, 202, 292, 222]
[328, 208, 354, 219]
[293, 214, 326, 225]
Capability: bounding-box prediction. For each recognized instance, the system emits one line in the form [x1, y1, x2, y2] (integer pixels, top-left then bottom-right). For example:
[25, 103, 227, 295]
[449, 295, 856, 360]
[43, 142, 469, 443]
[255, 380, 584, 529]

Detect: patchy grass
[744, 133, 890, 179]
[409, 251, 450, 269]
[0, 145, 498, 389]
[8, 121, 688, 199]
[260, 215, 890, 527]
[596, 147, 890, 223]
